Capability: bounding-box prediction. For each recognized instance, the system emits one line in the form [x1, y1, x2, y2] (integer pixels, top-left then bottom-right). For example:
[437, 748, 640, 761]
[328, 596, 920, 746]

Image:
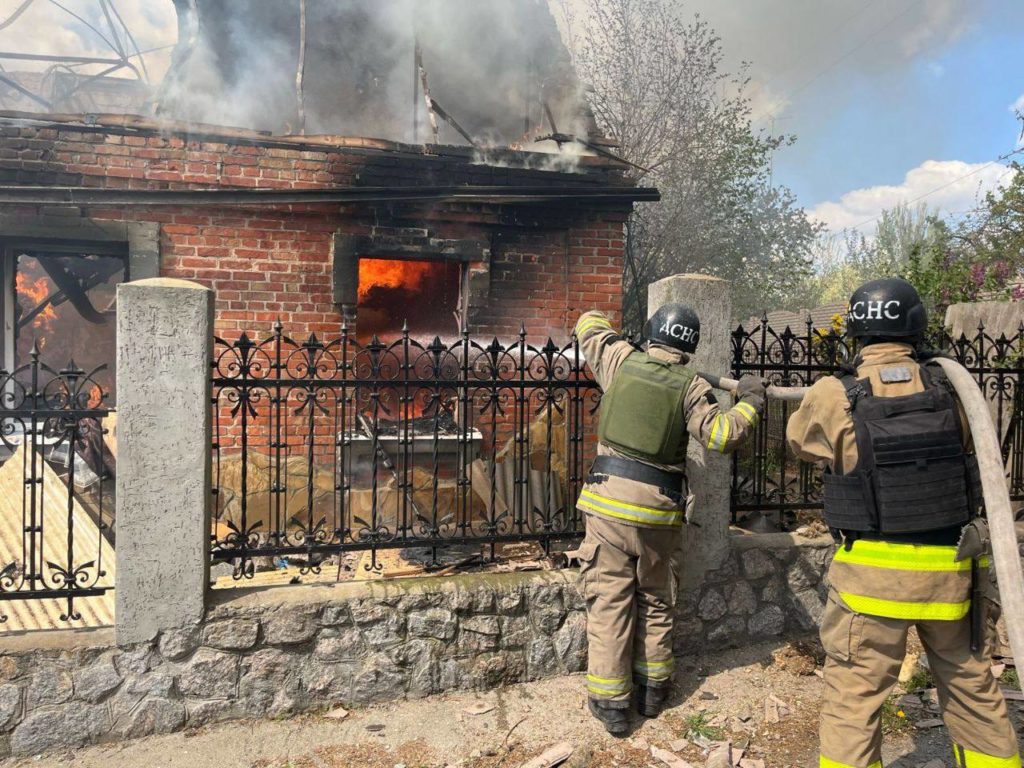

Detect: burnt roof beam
[0, 51, 128, 65]
[0, 185, 660, 206]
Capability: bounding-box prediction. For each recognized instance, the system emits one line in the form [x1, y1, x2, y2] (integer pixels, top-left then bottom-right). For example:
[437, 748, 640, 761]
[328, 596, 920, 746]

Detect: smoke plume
[157, 0, 590, 145]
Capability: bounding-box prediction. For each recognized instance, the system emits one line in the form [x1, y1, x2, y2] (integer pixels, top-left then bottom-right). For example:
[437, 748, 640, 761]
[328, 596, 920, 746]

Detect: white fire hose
[704, 362, 1024, 666]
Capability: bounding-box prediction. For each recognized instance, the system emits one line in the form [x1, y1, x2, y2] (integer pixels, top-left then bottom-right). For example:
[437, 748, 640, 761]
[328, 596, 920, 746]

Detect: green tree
[557, 0, 821, 327]
[905, 164, 1024, 330]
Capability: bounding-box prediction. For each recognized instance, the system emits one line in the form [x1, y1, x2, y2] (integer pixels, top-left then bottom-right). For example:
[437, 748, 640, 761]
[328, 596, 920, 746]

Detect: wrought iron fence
[730, 317, 1024, 529]
[0, 347, 115, 627]
[210, 325, 598, 579]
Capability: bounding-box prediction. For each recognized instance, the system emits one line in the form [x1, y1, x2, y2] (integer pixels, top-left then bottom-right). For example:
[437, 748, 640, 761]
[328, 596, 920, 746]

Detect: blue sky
[784, 29, 1022, 204]
[684, 0, 1024, 234]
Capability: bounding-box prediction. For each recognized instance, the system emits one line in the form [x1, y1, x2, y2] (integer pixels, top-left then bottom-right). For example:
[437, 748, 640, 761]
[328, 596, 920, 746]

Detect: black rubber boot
[588, 698, 631, 736]
[636, 683, 669, 718]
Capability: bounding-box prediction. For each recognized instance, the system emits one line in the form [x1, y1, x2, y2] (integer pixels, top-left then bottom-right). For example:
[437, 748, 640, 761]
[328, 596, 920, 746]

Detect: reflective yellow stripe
[576, 317, 613, 337]
[954, 744, 1022, 768]
[820, 756, 882, 768]
[578, 490, 682, 526]
[634, 658, 675, 668]
[707, 414, 730, 452]
[633, 658, 675, 680]
[839, 592, 970, 621]
[733, 401, 758, 425]
[834, 540, 971, 572]
[586, 674, 631, 696]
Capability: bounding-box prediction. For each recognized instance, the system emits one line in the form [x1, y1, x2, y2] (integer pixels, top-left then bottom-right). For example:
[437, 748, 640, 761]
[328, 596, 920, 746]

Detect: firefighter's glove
[736, 375, 767, 410]
[955, 518, 991, 562]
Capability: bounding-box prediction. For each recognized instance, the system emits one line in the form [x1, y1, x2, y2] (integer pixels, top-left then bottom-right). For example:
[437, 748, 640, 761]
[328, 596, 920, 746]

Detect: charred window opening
[356, 257, 463, 343]
[2, 243, 127, 404]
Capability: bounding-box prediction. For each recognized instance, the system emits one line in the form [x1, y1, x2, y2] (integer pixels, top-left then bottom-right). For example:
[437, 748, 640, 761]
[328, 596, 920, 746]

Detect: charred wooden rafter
[0, 184, 660, 207]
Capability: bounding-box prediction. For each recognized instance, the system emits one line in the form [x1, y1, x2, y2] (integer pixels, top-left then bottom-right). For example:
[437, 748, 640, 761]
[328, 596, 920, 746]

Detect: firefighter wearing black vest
[786, 278, 1019, 768]
[574, 305, 765, 735]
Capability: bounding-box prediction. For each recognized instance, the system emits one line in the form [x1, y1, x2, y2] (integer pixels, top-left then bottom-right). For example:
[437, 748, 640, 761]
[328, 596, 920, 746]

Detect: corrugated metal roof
[0, 446, 115, 632]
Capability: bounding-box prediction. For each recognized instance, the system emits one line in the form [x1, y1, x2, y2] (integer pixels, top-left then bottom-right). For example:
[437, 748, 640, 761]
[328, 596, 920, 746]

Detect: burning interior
[357, 257, 462, 343]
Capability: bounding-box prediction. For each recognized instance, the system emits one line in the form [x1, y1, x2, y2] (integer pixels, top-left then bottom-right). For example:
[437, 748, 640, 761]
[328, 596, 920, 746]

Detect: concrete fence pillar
[648, 274, 733, 588]
[115, 278, 214, 645]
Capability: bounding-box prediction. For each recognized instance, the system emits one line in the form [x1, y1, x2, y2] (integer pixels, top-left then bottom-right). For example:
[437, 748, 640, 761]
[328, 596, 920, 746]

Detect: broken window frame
[0, 238, 129, 377]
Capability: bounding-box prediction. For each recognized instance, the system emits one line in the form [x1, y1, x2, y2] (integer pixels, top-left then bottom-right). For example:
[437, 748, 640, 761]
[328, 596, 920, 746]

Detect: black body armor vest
[822, 362, 981, 537]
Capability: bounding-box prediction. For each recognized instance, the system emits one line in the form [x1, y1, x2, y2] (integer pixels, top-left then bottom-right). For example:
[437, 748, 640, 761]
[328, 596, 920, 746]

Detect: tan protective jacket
[575, 311, 762, 529]
[787, 342, 980, 621]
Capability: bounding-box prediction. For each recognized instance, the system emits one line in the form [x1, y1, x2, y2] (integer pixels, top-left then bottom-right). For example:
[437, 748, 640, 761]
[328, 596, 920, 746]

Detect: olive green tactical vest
[597, 352, 695, 465]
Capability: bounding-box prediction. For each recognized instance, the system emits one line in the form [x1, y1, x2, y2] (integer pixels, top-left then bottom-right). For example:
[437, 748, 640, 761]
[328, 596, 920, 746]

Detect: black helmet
[846, 277, 927, 339]
[643, 303, 701, 353]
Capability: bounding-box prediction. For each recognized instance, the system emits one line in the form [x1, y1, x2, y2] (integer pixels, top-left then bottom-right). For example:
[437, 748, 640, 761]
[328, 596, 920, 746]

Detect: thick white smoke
[0, 0, 591, 150]
[156, 0, 590, 145]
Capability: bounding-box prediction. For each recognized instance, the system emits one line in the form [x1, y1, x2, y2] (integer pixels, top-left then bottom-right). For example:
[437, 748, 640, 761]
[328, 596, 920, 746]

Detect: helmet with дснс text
[846, 277, 927, 340]
[643, 303, 701, 354]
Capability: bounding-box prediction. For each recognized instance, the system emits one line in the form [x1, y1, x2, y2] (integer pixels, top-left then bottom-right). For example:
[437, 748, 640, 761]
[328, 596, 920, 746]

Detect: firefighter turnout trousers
[577, 514, 679, 701]
[820, 580, 1018, 768]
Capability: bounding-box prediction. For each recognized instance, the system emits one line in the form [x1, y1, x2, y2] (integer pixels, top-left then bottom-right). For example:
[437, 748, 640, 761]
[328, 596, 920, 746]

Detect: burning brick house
[0, 0, 657, 602]
[0, 0, 653, 389]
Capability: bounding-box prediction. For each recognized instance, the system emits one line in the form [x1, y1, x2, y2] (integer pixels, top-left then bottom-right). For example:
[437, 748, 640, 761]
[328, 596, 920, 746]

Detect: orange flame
[16, 273, 57, 331]
[358, 258, 439, 301]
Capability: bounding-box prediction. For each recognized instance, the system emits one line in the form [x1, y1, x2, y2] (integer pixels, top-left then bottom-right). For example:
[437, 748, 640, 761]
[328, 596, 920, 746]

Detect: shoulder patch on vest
[880, 366, 913, 384]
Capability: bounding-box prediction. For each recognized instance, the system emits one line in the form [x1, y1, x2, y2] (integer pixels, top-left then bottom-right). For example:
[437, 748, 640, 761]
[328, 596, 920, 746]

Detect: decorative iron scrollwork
[211, 324, 600, 578]
[0, 346, 114, 624]
[731, 318, 1024, 530]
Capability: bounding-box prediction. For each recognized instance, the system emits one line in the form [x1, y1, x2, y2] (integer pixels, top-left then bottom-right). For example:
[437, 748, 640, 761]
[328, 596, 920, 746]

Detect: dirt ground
[7, 638, 1024, 768]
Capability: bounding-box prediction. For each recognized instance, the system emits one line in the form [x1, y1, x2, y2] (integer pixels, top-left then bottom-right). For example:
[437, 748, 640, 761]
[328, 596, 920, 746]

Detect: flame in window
[16, 272, 57, 332]
[87, 385, 104, 409]
[357, 259, 439, 302]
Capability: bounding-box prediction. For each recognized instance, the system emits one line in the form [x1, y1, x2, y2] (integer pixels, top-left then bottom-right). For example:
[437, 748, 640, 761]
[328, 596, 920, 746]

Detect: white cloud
[899, 0, 972, 59]
[1011, 93, 1024, 114]
[809, 159, 1013, 235]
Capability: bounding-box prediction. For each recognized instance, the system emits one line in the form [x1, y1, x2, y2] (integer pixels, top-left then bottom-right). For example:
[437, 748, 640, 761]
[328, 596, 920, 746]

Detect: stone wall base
[0, 535, 835, 757]
[676, 533, 834, 653]
[0, 571, 586, 756]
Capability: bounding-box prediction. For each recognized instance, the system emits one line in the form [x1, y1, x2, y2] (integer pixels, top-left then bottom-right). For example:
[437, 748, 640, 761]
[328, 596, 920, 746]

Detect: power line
[843, 147, 1024, 233]
[755, 0, 924, 125]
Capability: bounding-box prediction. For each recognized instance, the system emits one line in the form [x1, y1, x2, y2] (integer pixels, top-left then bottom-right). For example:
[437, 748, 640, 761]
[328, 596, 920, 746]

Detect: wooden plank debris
[518, 742, 574, 768]
[705, 743, 733, 768]
[650, 745, 694, 768]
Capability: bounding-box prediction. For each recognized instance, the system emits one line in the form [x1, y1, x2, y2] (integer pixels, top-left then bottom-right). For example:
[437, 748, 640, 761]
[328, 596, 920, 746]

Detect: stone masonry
[675, 533, 835, 655]
[0, 535, 834, 757]
[0, 571, 587, 757]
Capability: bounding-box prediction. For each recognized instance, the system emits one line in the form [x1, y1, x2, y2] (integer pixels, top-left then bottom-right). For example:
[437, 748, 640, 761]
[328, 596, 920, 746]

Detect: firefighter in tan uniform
[574, 304, 765, 734]
[786, 278, 1019, 768]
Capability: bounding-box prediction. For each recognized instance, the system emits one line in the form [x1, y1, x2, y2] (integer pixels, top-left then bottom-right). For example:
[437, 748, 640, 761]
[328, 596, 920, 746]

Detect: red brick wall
[1, 124, 628, 342]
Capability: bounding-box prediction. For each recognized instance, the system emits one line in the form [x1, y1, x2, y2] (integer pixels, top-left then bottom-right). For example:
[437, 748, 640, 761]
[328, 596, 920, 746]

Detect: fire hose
[701, 362, 1024, 666]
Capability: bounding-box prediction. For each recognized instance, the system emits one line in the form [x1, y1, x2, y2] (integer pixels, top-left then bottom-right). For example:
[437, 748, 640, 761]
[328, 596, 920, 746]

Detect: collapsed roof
[157, 0, 595, 146]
